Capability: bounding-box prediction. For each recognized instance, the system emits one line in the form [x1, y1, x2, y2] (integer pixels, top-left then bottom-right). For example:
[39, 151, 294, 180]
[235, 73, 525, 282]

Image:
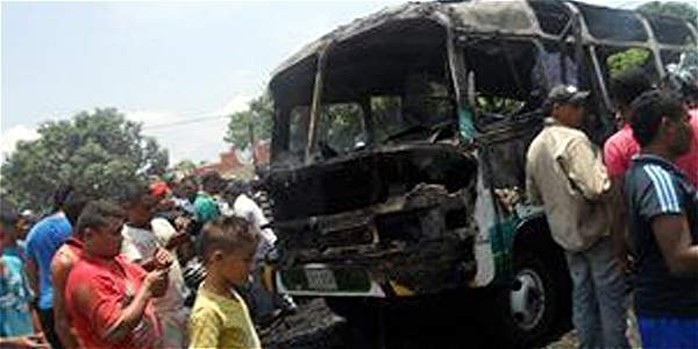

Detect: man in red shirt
[50, 193, 89, 349]
[604, 69, 654, 182]
[604, 69, 698, 268]
[64, 200, 169, 349]
[605, 70, 698, 187]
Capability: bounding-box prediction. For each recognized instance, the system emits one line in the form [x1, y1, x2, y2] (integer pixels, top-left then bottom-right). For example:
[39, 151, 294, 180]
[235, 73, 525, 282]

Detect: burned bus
[262, 0, 696, 344]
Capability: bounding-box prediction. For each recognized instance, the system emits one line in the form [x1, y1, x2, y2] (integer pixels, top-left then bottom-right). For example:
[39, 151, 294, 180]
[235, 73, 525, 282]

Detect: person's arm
[525, 154, 542, 205]
[188, 307, 222, 349]
[165, 232, 190, 251]
[152, 218, 190, 251]
[50, 252, 80, 349]
[121, 235, 170, 272]
[652, 214, 698, 275]
[136, 249, 173, 272]
[603, 139, 632, 270]
[74, 269, 168, 344]
[0, 335, 50, 349]
[243, 195, 278, 245]
[638, 164, 698, 275]
[608, 178, 630, 272]
[23, 257, 39, 302]
[558, 137, 611, 201]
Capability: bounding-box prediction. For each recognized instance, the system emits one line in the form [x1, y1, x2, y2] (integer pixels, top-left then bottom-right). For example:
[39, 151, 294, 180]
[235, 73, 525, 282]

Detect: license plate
[305, 268, 338, 291]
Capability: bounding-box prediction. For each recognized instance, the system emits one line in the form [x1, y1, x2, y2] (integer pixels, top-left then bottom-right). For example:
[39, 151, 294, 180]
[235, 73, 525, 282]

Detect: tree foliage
[173, 159, 197, 175]
[317, 103, 365, 152]
[225, 93, 273, 150]
[1, 108, 168, 211]
[607, 48, 652, 78]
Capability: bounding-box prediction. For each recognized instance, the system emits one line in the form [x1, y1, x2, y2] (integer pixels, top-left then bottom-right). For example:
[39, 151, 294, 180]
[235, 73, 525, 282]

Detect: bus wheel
[499, 249, 571, 347]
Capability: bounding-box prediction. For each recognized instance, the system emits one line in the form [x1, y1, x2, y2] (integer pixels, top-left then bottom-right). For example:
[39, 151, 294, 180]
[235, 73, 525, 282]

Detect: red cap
[149, 181, 170, 198]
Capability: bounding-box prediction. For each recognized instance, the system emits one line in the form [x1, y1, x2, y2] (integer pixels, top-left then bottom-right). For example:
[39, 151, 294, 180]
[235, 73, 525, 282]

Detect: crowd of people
[1, 171, 292, 349]
[1, 56, 697, 349]
[525, 55, 698, 348]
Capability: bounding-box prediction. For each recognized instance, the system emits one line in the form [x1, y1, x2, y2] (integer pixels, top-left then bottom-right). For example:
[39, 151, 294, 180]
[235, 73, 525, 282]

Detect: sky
[1, 0, 646, 164]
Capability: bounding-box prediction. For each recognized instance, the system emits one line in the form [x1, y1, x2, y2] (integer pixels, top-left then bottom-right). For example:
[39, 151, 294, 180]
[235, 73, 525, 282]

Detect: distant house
[194, 141, 270, 179]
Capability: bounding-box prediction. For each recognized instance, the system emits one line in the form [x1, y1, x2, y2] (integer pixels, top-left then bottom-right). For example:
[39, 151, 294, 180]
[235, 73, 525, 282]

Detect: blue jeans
[637, 316, 698, 349]
[565, 236, 629, 349]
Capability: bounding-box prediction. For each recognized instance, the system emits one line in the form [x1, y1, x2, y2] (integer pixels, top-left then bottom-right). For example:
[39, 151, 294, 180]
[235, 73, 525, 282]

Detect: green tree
[607, 48, 652, 78]
[0, 108, 168, 210]
[317, 103, 365, 151]
[173, 159, 197, 174]
[225, 93, 274, 150]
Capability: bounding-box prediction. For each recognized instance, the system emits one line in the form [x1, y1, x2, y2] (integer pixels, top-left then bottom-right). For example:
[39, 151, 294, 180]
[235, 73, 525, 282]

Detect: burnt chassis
[263, 1, 698, 299]
[266, 144, 478, 297]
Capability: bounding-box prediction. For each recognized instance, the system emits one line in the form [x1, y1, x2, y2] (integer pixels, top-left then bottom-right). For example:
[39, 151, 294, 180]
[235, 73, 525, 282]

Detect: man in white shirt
[225, 180, 294, 321]
[118, 182, 191, 348]
[233, 194, 276, 263]
[526, 85, 628, 348]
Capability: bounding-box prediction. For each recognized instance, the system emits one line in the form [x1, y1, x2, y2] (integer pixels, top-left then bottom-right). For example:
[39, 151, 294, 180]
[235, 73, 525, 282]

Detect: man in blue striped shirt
[625, 89, 698, 348]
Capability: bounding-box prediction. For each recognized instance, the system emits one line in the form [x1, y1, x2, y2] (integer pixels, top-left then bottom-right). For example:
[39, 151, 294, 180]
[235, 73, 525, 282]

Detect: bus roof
[271, 0, 697, 81]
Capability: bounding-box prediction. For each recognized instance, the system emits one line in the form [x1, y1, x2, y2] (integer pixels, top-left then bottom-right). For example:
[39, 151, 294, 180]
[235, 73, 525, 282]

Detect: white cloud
[124, 92, 255, 164]
[1, 124, 40, 158]
[219, 94, 253, 116]
[126, 110, 177, 124]
[0, 94, 256, 165]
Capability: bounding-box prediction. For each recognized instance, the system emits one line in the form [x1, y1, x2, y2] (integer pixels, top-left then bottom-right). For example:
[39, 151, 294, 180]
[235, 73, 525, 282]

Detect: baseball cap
[149, 181, 170, 198]
[547, 85, 590, 105]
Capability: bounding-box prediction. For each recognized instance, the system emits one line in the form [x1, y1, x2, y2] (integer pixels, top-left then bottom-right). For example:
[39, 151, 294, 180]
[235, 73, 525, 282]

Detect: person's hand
[174, 216, 192, 231]
[0, 335, 50, 349]
[613, 245, 634, 274]
[143, 269, 169, 298]
[616, 253, 634, 274]
[157, 199, 176, 211]
[165, 232, 190, 250]
[26, 334, 49, 348]
[495, 187, 522, 214]
[153, 247, 173, 270]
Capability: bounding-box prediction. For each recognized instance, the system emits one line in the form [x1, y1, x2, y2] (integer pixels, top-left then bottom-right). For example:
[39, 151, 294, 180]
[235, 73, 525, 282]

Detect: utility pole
[248, 116, 256, 166]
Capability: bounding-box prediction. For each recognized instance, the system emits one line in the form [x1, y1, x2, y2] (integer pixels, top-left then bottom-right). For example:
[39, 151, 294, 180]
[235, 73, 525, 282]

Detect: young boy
[189, 216, 261, 349]
[64, 200, 168, 349]
[0, 209, 36, 338]
[119, 182, 190, 348]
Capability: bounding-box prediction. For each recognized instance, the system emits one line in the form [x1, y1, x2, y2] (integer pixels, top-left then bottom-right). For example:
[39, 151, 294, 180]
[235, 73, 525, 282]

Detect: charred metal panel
[476, 113, 543, 189]
[272, 182, 478, 294]
[267, 144, 477, 221]
[269, 0, 696, 94]
[574, 2, 648, 42]
[645, 15, 696, 46]
[527, 1, 572, 36]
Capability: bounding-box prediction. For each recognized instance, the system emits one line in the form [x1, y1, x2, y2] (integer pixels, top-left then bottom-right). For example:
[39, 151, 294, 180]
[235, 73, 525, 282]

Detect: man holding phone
[64, 200, 167, 349]
[118, 182, 190, 349]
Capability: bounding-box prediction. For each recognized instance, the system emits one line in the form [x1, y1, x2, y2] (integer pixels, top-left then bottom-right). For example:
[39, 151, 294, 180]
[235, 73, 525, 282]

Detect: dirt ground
[260, 298, 642, 349]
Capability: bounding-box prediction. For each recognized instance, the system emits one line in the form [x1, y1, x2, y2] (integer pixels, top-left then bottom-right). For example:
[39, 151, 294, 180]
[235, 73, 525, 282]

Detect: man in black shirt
[625, 90, 698, 348]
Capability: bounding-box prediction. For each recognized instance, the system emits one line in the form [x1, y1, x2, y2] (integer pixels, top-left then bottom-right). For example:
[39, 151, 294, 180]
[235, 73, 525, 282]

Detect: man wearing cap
[526, 85, 629, 348]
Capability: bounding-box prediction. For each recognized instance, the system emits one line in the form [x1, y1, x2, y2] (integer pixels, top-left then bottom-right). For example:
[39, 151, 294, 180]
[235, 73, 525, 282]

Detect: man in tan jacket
[526, 85, 629, 349]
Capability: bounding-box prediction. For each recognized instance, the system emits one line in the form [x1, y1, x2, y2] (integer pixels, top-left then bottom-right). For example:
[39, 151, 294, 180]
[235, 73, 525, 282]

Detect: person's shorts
[637, 316, 698, 349]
